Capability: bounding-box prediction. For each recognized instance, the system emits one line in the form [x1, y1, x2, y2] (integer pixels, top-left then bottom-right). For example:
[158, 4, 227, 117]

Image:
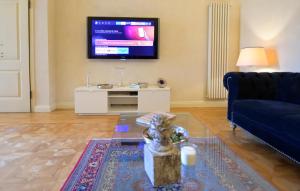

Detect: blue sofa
[223, 72, 300, 163]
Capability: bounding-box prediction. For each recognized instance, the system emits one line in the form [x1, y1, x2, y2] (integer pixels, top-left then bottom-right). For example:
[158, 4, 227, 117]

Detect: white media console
[74, 86, 170, 114]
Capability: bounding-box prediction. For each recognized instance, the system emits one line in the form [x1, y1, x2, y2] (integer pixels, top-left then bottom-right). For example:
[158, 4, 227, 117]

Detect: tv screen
[87, 17, 159, 59]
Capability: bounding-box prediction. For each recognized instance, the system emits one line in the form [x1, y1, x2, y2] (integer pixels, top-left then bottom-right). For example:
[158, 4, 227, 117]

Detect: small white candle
[181, 146, 197, 166]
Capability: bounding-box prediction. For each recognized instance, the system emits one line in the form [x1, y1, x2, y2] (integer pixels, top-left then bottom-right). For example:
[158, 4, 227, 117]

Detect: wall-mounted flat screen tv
[87, 17, 159, 59]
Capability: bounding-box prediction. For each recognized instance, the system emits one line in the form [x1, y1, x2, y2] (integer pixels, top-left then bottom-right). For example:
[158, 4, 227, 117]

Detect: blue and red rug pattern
[61, 138, 277, 191]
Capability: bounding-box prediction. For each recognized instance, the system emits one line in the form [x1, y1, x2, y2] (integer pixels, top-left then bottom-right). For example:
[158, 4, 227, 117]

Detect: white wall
[54, 0, 240, 108]
[240, 0, 300, 72]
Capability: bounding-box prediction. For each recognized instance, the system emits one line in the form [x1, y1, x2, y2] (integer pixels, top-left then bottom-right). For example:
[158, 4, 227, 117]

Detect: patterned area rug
[61, 138, 277, 191]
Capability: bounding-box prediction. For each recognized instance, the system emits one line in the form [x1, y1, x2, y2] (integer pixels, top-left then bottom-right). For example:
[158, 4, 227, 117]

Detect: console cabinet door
[75, 91, 108, 114]
[138, 90, 170, 112]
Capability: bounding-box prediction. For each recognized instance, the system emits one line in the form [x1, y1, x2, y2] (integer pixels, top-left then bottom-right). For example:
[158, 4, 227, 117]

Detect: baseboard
[171, 100, 227, 108]
[33, 104, 56, 112]
[56, 102, 74, 109]
[55, 100, 227, 110]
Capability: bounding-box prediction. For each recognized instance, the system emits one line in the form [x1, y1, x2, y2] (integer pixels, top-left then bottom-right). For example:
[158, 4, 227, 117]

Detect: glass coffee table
[113, 113, 212, 142]
[86, 113, 276, 191]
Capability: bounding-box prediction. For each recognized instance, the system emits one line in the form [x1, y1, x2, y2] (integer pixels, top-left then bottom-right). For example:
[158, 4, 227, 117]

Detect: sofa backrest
[277, 74, 300, 105]
[223, 72, 300, 120]
[224, 72, 300, 104]
[238, 72, 279, 100]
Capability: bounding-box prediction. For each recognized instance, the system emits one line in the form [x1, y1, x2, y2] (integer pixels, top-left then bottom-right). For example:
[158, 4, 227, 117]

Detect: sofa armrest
[223, 72, 241, 120]
[223, 72, 281, 120]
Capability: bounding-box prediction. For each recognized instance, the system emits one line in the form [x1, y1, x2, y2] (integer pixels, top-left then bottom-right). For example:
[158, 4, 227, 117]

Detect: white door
[0, 0, 30, 112]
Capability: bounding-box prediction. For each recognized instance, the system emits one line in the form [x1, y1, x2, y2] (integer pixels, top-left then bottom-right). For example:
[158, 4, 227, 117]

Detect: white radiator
[207, 0, 230, 99]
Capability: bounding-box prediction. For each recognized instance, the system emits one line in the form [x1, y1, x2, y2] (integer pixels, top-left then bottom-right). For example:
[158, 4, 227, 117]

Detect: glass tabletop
[113, 112, 213, 142]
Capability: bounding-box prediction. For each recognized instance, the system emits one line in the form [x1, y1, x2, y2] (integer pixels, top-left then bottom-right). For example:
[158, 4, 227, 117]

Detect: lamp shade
[236, 47, 269, 66]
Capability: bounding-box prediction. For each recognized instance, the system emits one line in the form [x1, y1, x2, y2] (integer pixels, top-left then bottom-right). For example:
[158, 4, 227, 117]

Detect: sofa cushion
[278, 76, 300, 105]
[280, 114, 300, 143]
[232, 100, 300, 133]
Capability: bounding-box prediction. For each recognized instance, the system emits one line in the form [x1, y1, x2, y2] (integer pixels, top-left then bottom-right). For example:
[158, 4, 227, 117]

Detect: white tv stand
[74, 86, 170, 114]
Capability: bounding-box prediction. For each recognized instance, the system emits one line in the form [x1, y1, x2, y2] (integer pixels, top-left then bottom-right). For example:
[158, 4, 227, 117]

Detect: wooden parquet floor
[0, 108, 299, 191]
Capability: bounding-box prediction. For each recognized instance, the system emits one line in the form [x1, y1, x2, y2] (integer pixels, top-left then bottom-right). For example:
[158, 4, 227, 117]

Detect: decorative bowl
[137, 82, 148, 88]
[143, 126, 189, 144]
[97, 84, 113, 89]
[143, 128, 153, 144]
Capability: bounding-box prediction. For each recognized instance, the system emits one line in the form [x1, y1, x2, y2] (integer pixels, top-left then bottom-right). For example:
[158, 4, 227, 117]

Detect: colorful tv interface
[87, 17, 159, 59]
